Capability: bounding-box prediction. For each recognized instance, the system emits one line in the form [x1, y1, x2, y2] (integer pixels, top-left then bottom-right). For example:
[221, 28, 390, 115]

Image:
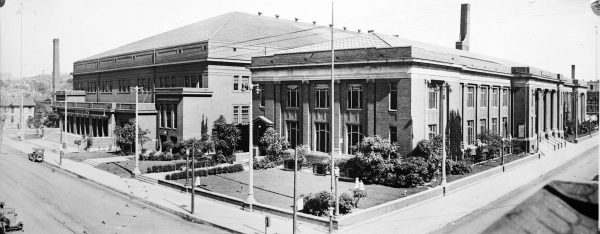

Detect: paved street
[436, 145, 599, 234]
[0, 144, 227, 234]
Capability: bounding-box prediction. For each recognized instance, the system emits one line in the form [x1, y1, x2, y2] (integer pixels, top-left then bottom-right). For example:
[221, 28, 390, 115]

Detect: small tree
[352, 135, 399, 160]
[447, 110, 463, 161]
[183, 134, 213, 160]
[211, 115, 241, 163]
[43, 112, 60, 128]
[477, 130, 503, 161]
[259, 127, 290, 163]
[113, 118, 151, 154]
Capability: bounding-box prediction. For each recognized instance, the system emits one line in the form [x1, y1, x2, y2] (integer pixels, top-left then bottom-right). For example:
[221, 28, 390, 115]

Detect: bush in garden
[301, 191, 333, 216]
[212, 115, 241, 163]
[253, 160, 277, 170]
[161, 141, 174, 153]
[300, 191, 359, 216]
[164, 163, 243, 180]
[477, 130, 503, 160]
[396, 157, 434, 187]
[449, 160, 472, 175]
[352, 135, 400, 160]
[259, 127, 290, 163]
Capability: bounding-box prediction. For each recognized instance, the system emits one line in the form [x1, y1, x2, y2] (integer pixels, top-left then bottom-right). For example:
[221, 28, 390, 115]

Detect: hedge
[165, 163, 244, 180]
[146, 159, 218, 173]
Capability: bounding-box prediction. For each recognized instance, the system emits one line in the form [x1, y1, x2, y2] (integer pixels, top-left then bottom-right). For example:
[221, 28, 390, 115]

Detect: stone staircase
[538, 136, 569, 155]
[136, 174, 158, 185]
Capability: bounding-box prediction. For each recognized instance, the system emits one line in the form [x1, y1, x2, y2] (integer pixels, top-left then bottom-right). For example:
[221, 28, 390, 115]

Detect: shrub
[212, 115, 241, 163]
[352, 136, 400, 160]
[300, 191, 357, 216]
[165, 163, 243, 180]
[162, 141, 175, 153]
[446, 160, 472, 175]
[260, 127, 290, 163]
[396, 157, 434, 187]
[253, 160, 277, 170]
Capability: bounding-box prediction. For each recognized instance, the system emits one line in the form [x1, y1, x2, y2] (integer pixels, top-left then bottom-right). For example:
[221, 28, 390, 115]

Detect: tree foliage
[113, 118, 151, 154]
[259, 127, 290, 162]
[447, 110, 463, 160]
[351, 135, 399, 160]
[211, 115, 241, 162]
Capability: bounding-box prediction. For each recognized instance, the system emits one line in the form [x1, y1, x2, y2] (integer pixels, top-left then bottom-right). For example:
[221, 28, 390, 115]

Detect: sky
[0, 0, 598, 81]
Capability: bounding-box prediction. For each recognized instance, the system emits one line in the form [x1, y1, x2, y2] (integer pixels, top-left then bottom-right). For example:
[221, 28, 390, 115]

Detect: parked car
[0, 202, 24, 233]
[27, 148, 44, 162]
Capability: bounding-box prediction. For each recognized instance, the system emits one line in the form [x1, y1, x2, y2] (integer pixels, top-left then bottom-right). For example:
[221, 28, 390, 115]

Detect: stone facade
[250, 45, 587, 156]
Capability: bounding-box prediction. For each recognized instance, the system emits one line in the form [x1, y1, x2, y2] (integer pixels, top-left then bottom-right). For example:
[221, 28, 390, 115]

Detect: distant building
[1, 93, 36, 129]
[587, 80, 599, 121]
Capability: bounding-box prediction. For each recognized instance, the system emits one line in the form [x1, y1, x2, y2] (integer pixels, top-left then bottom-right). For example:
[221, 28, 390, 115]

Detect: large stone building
[57, 12, 358, 150]
[249, 33, 587, 156]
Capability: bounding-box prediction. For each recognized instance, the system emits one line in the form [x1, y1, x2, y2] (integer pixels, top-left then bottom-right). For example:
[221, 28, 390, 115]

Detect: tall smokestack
[52, 38, 59, 93]
[571, 65, 576, 79]
[455, 3, 470, 51]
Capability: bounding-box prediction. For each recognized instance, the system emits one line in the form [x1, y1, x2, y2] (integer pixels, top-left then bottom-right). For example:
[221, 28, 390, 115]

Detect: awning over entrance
[253, 116, 273, 125]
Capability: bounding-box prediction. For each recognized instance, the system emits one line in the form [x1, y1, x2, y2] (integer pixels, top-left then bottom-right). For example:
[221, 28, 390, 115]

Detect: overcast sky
[0, 0, 598, 81]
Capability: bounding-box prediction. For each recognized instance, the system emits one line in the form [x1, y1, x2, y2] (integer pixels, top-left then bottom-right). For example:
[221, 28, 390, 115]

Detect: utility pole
[191, 142, 195, 214]
[293, 146, 297, 234]
[61, 91, 67, 165]
[18, 1, 23, 139]
[132, 86, 141, 176]
[440, 83, 448, 187]
[329, 0, 338, 220]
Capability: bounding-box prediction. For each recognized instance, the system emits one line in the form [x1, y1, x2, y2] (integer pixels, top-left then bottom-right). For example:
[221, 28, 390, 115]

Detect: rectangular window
[347, 124, 363, 154]
[480, 119, 487, 134]
[315, 123, 330, 152]
[502, 117, 508, 137]
[428, 87, 438, 109]
[171, 76, 176, 87]
[241, 106, 249, 124]
[428, 124, 437, 140]
[147, 78, 151, 91]
[260, 84, 266, 107]
[241, 76, 250, 91]
[185, 76, 190, 88]
[11, 107, 14, 113]
[286, 121, 299, 148]
[467, 120, 474, 144]
[492, 88, 499, 107]
[233, 106, 239, 124]
[162, 105, 167, 128]
[166, 105, 172, 128]
[389, 82, 397, 110]
[389, 126, 397, 143]
[315, 86, 329, 108]
[480, 87, 488, 107]
[173, 104, 177, 129]
[467, 87, 474, 107]
[287, 85, 299, 108]
[502, 89, 508, 107]
[157, 105, 162, 128]
[491, 118, 497, 134]
[233, 76, 239, 91]
[347, 84, 363, 109]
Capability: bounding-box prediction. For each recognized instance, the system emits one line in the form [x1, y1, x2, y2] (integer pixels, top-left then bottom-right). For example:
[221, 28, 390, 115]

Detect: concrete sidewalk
[4, 134, 597, 234]
[4, 136, 327, 234]
[342, 135, 599, 234]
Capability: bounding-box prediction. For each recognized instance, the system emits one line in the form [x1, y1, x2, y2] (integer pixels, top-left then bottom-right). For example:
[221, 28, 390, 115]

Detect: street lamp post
[246, 81, 259, 211]
[191, 143, 195, 214]
[440, 83, 448, 187]
[293, 146, 298, 234]
[132, 86, 141, 176]
[334, 166, 340, 216]
[61, 91, 67, 165]
[574, 95, 579, 141]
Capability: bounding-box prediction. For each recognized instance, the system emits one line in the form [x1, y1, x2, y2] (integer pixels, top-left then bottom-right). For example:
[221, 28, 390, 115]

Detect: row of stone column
[535, 89, 560, 138]
[62, 114, 114, 137]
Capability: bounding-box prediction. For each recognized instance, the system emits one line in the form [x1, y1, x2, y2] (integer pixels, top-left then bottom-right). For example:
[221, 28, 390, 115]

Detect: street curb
[4, 141, 243, 234]
[40, 161, 243, 234]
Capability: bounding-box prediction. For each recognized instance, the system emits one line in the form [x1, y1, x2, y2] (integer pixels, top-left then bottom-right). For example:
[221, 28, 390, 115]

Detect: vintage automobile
[27, 148, 44, 162]
[0, 202, 24, 233]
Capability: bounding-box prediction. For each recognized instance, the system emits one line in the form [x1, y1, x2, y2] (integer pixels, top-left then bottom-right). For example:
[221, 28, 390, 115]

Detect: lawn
[169, 167, 428, 211]
[446, 152, 529, 183]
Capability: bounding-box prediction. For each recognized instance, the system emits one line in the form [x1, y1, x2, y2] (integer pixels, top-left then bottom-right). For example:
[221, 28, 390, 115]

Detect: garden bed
[96, 160, 186, 177]
[446, 153, 528, 183]
[168, 167, 427, 211]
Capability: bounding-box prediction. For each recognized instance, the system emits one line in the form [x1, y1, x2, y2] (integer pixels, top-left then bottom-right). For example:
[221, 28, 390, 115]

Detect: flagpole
[19, 1, 23, 138]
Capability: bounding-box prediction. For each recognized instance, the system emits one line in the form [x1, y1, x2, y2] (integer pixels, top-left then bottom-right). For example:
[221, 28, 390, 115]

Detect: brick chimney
[571, 65, 575, 79]
[455, 3, 470, 51]
[52, 38, 59, 93]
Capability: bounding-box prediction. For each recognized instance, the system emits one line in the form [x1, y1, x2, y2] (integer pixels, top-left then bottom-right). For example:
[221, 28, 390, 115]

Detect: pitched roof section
[80, 11, 359, 61]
